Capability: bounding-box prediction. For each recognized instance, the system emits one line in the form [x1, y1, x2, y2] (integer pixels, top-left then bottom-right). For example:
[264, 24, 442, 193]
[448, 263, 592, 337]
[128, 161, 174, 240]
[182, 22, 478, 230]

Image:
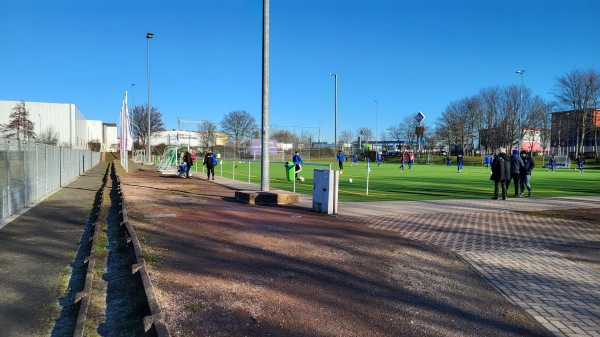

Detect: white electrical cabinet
[312, 169, 338, 214]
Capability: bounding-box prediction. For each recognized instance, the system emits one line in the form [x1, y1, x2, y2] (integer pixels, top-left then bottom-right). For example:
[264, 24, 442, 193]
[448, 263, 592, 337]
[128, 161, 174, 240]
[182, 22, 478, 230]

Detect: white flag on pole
[124, 91, 133, 151]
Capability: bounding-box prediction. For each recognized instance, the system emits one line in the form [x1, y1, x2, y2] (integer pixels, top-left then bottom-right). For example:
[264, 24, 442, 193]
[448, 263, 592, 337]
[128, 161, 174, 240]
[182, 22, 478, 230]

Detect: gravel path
[119, 163, 559, 336]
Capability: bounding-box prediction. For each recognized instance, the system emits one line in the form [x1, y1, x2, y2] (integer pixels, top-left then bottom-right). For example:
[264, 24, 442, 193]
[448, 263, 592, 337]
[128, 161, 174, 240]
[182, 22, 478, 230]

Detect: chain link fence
[0, 138, 100, 223]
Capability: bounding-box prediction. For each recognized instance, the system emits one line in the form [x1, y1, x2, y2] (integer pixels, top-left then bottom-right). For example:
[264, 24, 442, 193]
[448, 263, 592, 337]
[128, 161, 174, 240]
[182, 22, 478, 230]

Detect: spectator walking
[203, 151, 216, 180]
[183, 150, 194, 178]
[577, 155, 584, 173]
[519, 150, 535, 197]
[337, 151, 345, 174]
[508, 149, 524, 197]
[292, 151, 303, 180]
[408, 152, 414, 169]
[457, 153, 463, 173]
[399, 152, 406, 171]
[490, 148, 511, 200]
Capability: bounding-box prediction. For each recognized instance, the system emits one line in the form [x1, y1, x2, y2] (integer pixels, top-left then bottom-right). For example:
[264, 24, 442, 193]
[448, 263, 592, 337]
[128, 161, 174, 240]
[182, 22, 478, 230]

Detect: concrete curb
[115, 164, 170, 337]
[72, 164, 108, 337]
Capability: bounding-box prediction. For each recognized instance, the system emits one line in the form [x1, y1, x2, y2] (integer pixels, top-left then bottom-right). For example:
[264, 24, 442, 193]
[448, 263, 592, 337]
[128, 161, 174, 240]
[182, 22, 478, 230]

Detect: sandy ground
[119, 165, 554, 337]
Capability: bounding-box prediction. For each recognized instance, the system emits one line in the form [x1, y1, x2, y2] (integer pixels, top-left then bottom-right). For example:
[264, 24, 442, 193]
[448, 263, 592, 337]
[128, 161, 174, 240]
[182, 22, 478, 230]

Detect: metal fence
[0, 138, 101, 222]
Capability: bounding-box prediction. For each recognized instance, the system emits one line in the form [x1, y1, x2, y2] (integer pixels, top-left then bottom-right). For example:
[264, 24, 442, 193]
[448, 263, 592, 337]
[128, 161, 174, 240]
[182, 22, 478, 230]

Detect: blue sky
[1, 0, 599, 143]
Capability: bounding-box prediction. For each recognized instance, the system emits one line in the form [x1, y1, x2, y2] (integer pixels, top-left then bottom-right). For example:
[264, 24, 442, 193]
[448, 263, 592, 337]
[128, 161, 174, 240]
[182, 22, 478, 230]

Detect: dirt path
[119, 164, 552, 336]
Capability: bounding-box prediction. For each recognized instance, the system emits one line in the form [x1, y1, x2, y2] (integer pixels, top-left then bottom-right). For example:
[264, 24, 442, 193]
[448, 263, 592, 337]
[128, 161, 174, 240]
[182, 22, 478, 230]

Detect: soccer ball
[299, 176, 305, 182]
[348, 178, 353, 183]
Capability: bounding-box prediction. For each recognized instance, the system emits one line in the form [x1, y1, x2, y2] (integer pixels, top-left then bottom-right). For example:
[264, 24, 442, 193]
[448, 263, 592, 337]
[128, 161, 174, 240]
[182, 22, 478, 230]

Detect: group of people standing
[178, 150, 218, 180]
[489, 148, 535, 200]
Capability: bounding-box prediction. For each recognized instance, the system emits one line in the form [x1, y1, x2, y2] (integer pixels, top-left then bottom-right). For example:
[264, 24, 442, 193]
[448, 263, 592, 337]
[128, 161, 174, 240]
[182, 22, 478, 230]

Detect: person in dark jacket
[490, 148, 511, 200]
[508, 149, 524, 197]
[183, 150, 194, 178]
[519, 150, 535, 197]
[203, 151, 216, 180]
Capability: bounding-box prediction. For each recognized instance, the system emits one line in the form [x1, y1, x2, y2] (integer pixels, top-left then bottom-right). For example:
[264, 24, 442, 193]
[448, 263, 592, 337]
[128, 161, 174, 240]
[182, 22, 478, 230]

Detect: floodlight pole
[146, 32, 154, 163]
[375, 100, 378, 152]
[516, 69, 525, 150]
[330, 72, 338, 214]
[131, 83, 135, 111]
[261, 0, 270, 191]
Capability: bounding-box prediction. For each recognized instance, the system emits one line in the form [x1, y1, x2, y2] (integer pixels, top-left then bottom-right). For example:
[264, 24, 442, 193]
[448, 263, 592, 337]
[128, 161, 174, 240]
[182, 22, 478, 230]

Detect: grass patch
[521, 209, 600, 224]
[190, 303, 204, 312]
[216, 159, 600, 202]
[142, 253, 160, 264]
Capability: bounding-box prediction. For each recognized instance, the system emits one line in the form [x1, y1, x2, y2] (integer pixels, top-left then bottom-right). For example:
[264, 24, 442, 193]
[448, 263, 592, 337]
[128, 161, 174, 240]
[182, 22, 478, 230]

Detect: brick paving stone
[216, 178, 600, 337]
[332, 196, 600, 337]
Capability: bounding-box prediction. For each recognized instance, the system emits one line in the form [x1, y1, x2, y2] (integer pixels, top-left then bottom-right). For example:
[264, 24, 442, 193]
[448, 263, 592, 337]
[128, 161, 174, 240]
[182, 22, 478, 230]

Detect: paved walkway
[213, 176, 600, 337]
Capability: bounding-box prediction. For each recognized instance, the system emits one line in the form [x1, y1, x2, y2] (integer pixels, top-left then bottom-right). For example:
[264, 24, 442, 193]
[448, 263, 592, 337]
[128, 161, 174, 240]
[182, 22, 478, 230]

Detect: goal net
[542, 155, 570, 169]
[133, 149, 145, 163]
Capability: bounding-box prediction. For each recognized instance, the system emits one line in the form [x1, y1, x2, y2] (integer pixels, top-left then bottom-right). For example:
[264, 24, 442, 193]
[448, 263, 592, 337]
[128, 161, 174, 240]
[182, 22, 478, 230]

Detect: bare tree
[438, 101, 466, 154]
[339, 129, 354, 150]
[478, 86, 503, 153]
[356, 127, 373, 144]
[130, 105, 166, 147]
[271, 129, 299, 146]
[401, 115, 419, 151]
[501, 85, 521, 148]
[433, 118, 452, 154]
[522, 96, 553, 153]
[386, 123, 403, 141]
[198, 120, 218, 150]
[38, 126, 60, 145]
[297, 130, 311, 148]
[220, 110, 257, 159]
[1, 100, 36, 141]
[554, 68, 600, 158]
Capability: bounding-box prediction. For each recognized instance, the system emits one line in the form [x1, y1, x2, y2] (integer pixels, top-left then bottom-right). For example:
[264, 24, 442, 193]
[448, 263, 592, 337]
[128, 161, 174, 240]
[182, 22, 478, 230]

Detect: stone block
[235, 190, 300, 205]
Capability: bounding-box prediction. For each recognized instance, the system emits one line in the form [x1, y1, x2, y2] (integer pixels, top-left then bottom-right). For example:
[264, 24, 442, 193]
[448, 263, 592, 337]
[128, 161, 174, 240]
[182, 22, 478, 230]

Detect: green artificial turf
[198, 159, 600, 202]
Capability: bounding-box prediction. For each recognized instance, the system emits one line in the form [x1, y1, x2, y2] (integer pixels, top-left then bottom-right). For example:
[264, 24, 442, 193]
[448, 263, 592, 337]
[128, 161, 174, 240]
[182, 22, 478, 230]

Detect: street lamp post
[515, 70, 526, 150]
[261, 0, 270, 191]
[146, 32, 154, 163]
[131, 83, 135, 110]
[330, 72, 338, 214]
[374, 100, 378, 152]
[318, 120, 322, 143]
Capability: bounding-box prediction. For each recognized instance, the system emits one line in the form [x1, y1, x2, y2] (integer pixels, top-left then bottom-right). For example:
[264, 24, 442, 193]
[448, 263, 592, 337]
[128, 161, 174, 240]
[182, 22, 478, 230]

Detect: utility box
[312, 169, 337, 214]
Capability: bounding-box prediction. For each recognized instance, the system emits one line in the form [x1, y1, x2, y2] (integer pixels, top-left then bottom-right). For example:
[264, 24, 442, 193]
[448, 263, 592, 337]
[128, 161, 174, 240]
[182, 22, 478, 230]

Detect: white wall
[104, 124, 118, 151]
[0, 100, 114, 151]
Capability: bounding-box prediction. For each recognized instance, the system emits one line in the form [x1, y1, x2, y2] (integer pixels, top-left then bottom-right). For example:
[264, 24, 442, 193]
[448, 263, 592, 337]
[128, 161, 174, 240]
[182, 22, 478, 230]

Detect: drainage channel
[51, 162, 168, 337]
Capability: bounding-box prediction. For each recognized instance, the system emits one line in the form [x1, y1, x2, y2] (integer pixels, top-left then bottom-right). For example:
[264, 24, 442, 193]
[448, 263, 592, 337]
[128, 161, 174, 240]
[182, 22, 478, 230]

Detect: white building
[151, 130, 227, 150]
[0, 100, 117, 151]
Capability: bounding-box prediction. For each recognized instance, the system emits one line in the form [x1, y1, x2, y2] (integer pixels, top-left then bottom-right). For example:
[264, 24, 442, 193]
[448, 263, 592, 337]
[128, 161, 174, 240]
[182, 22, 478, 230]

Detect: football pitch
[210, 160, 600, 203]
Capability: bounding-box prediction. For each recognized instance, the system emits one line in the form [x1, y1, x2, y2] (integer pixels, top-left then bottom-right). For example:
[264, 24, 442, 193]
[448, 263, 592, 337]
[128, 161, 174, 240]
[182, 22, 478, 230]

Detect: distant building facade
[150, 130, 227, 150]
[0, 100, 117, 151]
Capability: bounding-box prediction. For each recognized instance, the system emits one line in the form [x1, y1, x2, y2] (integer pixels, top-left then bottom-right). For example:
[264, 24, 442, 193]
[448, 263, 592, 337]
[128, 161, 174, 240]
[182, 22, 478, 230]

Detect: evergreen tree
[1, 101, 36, 141]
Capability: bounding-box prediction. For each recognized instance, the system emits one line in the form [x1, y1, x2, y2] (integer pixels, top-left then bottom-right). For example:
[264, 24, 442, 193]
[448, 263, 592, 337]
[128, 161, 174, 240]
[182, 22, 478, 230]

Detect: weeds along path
[53, 162, 150, 336]
[95, 164, 148, 335]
